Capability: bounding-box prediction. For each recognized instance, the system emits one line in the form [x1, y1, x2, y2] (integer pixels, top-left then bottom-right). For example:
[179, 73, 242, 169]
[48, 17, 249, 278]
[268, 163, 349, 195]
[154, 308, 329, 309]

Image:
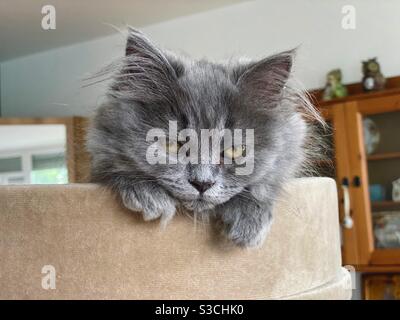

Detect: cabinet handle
[353, 176, 361, 187]
[341, 178, 353, 229]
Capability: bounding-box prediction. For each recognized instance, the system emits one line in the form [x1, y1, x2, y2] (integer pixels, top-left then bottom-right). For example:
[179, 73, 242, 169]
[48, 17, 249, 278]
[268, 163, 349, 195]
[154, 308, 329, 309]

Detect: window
[31, 153, 68, 184]
[0, 156, 22, 173]
[0, 149, 68, 185]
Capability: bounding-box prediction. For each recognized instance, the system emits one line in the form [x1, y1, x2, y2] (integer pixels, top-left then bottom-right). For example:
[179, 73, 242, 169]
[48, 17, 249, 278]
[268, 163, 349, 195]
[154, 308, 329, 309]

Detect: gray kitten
[87, 28, 319, 247]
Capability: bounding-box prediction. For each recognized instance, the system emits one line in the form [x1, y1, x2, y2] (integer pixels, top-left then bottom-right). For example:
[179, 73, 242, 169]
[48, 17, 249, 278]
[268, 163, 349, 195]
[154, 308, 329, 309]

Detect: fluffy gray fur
[87, 28, 322, 247]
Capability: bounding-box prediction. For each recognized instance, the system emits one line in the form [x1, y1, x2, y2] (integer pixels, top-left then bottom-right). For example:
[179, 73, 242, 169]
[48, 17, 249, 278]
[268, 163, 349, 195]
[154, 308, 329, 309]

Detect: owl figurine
[323, 69, 348, 101]
[362, 58, 386, 91]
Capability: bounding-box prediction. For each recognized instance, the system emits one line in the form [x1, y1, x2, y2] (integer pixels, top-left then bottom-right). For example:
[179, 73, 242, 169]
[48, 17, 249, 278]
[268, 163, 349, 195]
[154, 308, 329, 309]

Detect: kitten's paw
[140, 187, 176, 223]
[121, 189, 143, 212]
[224, 216, 272, 248]
[121, 186, 176, 223]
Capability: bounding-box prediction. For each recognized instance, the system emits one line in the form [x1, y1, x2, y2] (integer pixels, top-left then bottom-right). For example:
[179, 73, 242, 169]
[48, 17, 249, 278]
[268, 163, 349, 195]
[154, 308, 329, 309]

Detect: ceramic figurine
[323, 69, 348, 101]
[369, 184, 386, 202]
[362, 58, 386, 91]
[393, 178, 400, 202]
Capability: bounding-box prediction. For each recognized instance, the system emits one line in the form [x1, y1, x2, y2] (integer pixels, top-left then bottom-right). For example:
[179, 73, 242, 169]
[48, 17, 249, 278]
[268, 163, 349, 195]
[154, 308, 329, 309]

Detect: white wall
[1, 0, 400, 117]
[0, 34, 123, 117]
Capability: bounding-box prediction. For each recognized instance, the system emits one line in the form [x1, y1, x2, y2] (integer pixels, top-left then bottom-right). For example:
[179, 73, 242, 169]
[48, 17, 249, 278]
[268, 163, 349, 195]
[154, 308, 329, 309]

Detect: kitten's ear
[237, 50, 294, 108]
[117, 28, 182, 102]
[125, 27, 183, 78]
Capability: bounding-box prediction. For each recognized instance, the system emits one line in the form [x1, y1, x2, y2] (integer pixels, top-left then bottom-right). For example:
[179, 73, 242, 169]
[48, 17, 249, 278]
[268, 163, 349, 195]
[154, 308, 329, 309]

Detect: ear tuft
[124, 27, 184, 79]
[125, 27, 157, 57]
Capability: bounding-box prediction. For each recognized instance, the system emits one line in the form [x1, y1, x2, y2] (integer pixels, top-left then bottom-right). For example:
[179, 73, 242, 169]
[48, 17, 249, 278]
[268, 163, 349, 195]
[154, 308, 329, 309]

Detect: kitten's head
[88, 28, 313, 212]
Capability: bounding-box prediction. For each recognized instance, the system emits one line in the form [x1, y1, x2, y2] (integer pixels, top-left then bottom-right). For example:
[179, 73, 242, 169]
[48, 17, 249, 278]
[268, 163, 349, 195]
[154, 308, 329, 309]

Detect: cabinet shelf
[367, 152, 400, 161]
[372, 201, 400, 211]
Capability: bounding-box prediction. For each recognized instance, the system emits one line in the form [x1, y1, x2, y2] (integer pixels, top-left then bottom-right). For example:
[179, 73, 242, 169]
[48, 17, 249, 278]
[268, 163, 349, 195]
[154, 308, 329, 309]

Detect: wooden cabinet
[312, 77, 400, 270]
[363, 274, 400, 299]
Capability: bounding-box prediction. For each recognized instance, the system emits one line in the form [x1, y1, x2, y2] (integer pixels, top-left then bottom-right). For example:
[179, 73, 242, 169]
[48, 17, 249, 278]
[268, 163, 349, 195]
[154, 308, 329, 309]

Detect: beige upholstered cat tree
[0, 177, 351, 299]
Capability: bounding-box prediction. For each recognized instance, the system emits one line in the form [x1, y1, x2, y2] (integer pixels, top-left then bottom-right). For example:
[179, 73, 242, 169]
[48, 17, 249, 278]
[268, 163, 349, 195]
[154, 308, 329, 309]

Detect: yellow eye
[224, 145, 245, 159]
[164, 142, 179, 154]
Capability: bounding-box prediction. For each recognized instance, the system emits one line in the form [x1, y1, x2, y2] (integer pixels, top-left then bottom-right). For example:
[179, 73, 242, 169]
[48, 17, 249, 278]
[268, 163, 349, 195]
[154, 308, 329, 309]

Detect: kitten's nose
[189, 179, 215, 193]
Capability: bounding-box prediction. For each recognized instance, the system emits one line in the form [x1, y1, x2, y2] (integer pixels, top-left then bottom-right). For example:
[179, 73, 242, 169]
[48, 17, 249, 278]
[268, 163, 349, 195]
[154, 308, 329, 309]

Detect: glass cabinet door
[345, 95, 400, 265]
[364, 111, 400, 249]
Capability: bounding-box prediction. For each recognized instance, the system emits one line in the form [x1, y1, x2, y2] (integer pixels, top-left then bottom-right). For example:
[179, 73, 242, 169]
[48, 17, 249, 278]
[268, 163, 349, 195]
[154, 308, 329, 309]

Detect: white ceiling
[0, 0, 243, 62]
[0, 125, 66, 151]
